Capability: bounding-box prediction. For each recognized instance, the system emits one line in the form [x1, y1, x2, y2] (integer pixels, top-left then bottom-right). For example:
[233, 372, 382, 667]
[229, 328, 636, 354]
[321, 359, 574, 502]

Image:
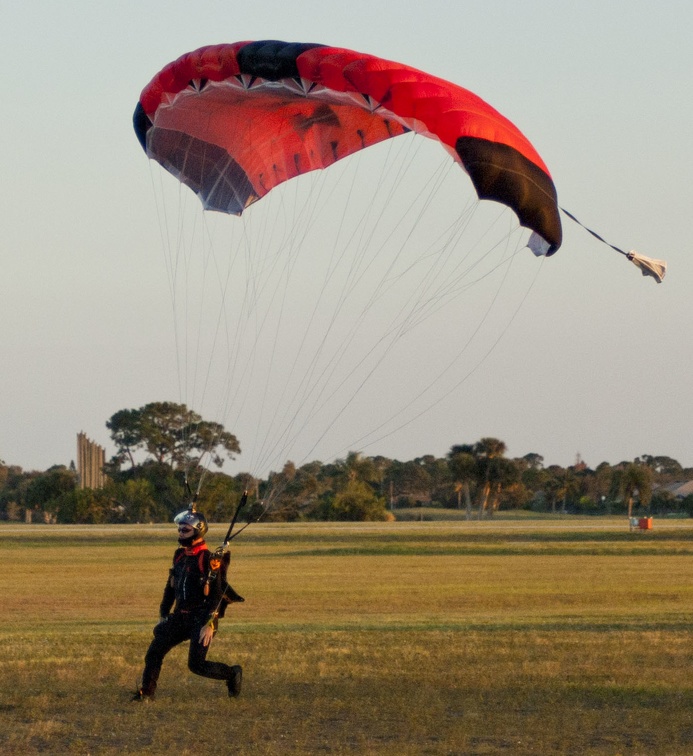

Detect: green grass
[1, 520, 693, 754]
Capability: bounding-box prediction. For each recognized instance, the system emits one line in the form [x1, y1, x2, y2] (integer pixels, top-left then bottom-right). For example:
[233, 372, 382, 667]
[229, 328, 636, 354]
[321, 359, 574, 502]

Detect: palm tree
[618, 463, 653, 519]
[448, 444, 476, 518]
[472, 438, 508, 519]
[485, 457, 520, 516]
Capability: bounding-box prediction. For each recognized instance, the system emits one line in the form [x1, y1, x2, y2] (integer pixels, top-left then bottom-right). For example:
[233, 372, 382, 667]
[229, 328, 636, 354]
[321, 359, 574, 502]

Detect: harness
[170, 544, 244, 615]
[172, 547, 208, 578]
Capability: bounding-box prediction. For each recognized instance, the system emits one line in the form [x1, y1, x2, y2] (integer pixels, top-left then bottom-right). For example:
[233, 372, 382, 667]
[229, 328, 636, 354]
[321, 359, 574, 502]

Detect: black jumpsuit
[140, 542, 235, 696]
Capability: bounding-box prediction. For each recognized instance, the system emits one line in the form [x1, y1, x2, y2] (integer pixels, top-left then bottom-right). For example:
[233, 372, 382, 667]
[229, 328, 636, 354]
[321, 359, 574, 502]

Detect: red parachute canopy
[134, 40, 562, 254]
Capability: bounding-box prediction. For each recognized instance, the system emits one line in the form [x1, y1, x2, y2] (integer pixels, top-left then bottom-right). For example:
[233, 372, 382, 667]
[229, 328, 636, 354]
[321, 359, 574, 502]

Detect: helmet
[174, 507, 208, 540]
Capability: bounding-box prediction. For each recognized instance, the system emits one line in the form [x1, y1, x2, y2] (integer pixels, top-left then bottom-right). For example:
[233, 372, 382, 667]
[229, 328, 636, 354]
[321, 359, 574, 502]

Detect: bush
[330, 480, 389, 521]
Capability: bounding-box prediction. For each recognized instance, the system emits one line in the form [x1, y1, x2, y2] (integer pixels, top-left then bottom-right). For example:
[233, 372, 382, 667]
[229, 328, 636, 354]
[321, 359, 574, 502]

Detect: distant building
[661, 480, 693, 499]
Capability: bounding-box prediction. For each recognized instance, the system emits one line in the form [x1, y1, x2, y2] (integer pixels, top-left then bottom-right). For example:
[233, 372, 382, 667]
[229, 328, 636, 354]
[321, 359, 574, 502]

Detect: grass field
[1, 518, 693, 754]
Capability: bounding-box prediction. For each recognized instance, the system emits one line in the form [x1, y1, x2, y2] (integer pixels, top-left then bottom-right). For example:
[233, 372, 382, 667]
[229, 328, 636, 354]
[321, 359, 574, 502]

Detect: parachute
[133, 41, 664, 497]
[134, 40, 562, 256]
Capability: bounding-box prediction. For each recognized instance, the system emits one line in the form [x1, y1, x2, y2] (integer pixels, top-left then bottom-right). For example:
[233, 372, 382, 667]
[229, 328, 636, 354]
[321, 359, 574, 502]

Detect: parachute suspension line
[215, 212, 269, 424]
[149, 167, 189, 390]
[151, 166, 247, 493]
[247, 162, 369, 475]
[306, 160, 466, 380]
[151, 139, 536, 499]
[175, 183, 217, 488]
[253, 140, 418, 478]
[330, 138, 434, 314]
[336, 239, 546, 458]
[278, 167, 509, 475]
[149, 165, 201, 487]
[335, 208, 518, 392]
[361, 163, 478, 331]
[328, 181, 480, 369]
[192, 216, 243, 494]
[335, 138, 427, 292]
[257, 149, 500, 472]
[188, 166, 326, 488]
[174, 167, 330, 486]
[249, 139, 454, 475]
[155, 159, 537, 497]
[216, 151, 369, 478]
[195, 197, 292, 487]
[407, 209, 526, 329]
[307, 146, 451, 365]
[173, 189, 227, 491]
[248, 142, 417, 471]
[560, 207, 666, 283]
[359, 170, 508, 340]
[182, 145, 416, 485]
[178, 193, 198, 490]
[184, 196, 228, 487]
[183, 214, 212, 488]
[288, 166, 461, 429]
[207, 176, 520, 490]
[185, 162, 315, 484]
[223, 206, 287, 439]
[308, 221, 526, 462]
[247, 235, 299, 470]
[199, 227, 257, 483]
[240, 169, 337, 475]
[198, 207, 280, 487]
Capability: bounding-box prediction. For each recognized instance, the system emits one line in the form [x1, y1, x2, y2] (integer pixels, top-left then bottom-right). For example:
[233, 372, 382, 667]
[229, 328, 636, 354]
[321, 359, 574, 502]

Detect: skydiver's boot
[131, 680, 155, 702]
[226, 665, 242, 698]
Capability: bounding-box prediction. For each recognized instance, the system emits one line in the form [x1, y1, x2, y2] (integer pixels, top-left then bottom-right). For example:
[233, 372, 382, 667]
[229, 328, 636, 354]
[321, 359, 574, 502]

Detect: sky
[2, 0, 691, 476]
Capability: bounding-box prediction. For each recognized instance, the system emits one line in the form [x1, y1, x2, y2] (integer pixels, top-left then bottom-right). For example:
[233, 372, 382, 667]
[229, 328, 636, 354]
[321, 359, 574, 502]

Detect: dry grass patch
[1, 521, 693, 754]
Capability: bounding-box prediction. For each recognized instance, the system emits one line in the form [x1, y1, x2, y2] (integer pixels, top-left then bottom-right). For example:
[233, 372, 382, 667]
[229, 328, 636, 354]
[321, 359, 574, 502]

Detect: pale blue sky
[2, 1, 691, 474]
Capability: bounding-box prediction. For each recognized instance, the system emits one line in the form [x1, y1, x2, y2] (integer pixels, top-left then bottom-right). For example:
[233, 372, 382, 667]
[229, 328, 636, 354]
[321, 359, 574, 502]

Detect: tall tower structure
[77, 432, 106, 489]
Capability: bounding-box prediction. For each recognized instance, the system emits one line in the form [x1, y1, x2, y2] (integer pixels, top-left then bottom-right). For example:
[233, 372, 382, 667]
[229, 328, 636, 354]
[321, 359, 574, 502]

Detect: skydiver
[132, 508, 242, 701]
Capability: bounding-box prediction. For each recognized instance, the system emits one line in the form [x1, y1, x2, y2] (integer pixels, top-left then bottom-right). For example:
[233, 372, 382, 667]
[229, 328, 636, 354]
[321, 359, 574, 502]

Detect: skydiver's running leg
[187, 618, 237, 680]
[187, 617, 242, 695]
[140, 614, 191, 696]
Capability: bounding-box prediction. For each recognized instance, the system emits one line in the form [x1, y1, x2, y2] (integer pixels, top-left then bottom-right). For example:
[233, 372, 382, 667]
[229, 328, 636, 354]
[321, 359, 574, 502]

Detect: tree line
[2, 402, 692, 525]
